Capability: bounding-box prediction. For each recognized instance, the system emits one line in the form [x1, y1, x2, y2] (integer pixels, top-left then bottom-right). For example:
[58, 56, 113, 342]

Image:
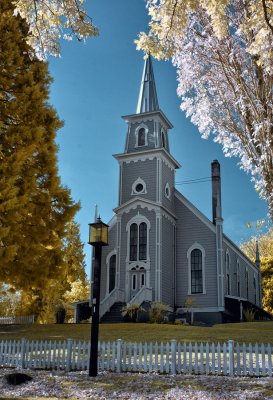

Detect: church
[74, 56, 266, 324]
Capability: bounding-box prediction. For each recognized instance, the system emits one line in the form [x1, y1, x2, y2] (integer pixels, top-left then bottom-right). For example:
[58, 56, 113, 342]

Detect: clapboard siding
[121, 159, 157, 204]
[223, 241, 259, 306]
[161, 217, 175, 306]
[175, 194, 218, 308]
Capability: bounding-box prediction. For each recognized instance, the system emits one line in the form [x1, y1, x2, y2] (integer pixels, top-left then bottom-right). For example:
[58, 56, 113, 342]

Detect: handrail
[100, 288, 125, 318]
[128, 286, 152, 306]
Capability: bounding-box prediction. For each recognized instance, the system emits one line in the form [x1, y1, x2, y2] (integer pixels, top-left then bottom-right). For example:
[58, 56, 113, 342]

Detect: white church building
[74, 56, 266, 325]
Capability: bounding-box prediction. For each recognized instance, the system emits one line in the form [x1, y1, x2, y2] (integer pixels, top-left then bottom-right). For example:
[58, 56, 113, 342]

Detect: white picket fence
[0, 315, 35, 325]
[0, 338, 272, 376]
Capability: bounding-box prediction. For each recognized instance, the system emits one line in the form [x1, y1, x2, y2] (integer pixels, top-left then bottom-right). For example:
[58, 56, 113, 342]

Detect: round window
[135, 183, 144, 193]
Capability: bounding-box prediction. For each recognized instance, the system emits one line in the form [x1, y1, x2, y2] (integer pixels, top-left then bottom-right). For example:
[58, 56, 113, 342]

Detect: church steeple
[136, 54, 159, 114]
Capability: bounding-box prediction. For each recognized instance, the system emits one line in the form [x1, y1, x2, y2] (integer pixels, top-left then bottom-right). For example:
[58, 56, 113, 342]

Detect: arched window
[109, 255, 116, 293]
[161, 131, 166, 148]
[139, 222, 147, 260]
[130, 223, 138, 261]
[138, 128, 146, 146]
[191, 249, 203, 294]
[246, 269, 249, 299]
[129, 222, 147, 261]
[226, 252, 230, 295]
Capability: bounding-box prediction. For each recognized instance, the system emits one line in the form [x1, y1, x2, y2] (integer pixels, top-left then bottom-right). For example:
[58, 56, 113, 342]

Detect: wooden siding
[161, 217, 175, 306]
[121, 159, 157, 204]
[223, 241, 259, 306]
[174, 195, 218, 308]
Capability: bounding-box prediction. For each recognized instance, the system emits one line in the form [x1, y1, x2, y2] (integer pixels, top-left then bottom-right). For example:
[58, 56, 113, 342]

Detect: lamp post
[88, 217, 109, 377]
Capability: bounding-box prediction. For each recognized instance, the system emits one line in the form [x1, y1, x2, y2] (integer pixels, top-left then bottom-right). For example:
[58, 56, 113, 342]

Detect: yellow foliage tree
[241, 228, 273, 314]
[0, 0, 79, 320]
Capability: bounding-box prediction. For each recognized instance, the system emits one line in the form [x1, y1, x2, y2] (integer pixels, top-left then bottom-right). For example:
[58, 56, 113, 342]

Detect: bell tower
[113, 55, 180, 306]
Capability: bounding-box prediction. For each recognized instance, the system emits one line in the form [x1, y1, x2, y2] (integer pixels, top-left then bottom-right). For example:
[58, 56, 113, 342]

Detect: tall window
[138, 128, 145, 146]
[237, 262, 240, 297]
[191, 249, 203, 294]
[109, 255, 116, 293]
[226, 252, 230, 295]
[161, 131, 166, 148]
[130, 223, 138, 261]
[129, 222, 147, 261]
[246, 269, 249, 299]
[139, 222, 147, 260]
[253, 276, 257, 304]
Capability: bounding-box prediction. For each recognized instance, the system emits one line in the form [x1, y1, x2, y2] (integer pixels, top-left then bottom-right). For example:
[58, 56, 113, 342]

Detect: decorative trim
[134, 123, 149, 148]
[164, 182, 171, 200]
[122, 109, 173, 130]
[114, 197, 177, 224]
[187, 242, 206, 295]
[125, 212, 151, 263]
[114, 148, 180, 170]
[131, 177, 147, 195]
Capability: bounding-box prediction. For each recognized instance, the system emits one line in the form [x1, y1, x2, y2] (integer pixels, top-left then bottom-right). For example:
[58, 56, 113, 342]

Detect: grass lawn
[0, 321, 273, 344]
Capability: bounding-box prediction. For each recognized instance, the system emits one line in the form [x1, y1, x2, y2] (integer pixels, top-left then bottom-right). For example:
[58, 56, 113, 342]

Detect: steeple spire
[136, 54, 159, 114]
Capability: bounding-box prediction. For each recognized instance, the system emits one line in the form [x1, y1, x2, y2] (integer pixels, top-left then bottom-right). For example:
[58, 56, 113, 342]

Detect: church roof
[136, 54, 159, 114]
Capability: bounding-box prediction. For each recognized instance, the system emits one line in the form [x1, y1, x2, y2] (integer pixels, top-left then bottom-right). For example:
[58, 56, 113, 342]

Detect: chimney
[211, 160, 222, 224]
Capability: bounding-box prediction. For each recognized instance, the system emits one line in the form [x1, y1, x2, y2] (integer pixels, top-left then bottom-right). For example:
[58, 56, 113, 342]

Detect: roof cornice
[122, 109, 173, 130]
[113, 197, 177, 223]
[113, 147, 181, 169]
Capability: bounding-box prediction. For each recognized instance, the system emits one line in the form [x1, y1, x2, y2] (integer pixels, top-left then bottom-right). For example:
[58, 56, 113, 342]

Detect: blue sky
[48, 0, 268, 276]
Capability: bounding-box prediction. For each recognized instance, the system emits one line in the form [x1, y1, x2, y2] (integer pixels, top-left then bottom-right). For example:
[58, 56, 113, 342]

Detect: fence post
[66, 339, 72, 372]
[171, 340, 177, 374]
[116, 339, 122, 373]
[20, 338, 26, 369]
[228, 340, 234, 376]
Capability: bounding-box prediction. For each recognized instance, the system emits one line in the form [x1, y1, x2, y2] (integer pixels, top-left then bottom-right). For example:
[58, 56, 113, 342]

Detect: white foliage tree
[137, 0, 273, 218]
[13, 0, 98, 59]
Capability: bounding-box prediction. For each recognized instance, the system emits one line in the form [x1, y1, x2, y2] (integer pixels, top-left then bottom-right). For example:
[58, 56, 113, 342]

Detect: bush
[243, 308, 256, 322]
[121, 304, 143, 322]
[149, 302, 169, 323]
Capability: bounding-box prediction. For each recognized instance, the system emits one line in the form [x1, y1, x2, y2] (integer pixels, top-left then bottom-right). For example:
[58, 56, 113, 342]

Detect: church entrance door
[130, 267, 146, 301]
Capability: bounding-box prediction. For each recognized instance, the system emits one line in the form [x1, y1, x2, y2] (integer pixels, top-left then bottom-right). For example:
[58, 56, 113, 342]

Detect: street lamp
[88, 217, 109, 377]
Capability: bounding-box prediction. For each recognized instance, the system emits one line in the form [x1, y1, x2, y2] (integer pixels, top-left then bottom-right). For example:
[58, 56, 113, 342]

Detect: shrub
[121, 304, 143, 322]
[149, 302, 169, 323]
[243, 308, 256, 322]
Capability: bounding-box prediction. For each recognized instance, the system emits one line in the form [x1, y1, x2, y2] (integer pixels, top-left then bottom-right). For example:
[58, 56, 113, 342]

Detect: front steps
[100, 302, 126, 323]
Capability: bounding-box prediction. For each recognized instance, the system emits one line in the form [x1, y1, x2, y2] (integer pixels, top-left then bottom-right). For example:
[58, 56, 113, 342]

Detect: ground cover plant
[0, 321, 273, 344]
[1, 368, 273, 399]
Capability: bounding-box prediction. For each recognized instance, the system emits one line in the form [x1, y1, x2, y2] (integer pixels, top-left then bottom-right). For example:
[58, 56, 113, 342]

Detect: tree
[0, 285, 21, 317]
[137, 1, 273, 218]
[18, 220, 88, 323]
[0, 0, 79, 314]
[62, 220, 87, 287]
[13, 0, 99, 59]
[241, 227, 273, 314]
[241, 227, 273, 260]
